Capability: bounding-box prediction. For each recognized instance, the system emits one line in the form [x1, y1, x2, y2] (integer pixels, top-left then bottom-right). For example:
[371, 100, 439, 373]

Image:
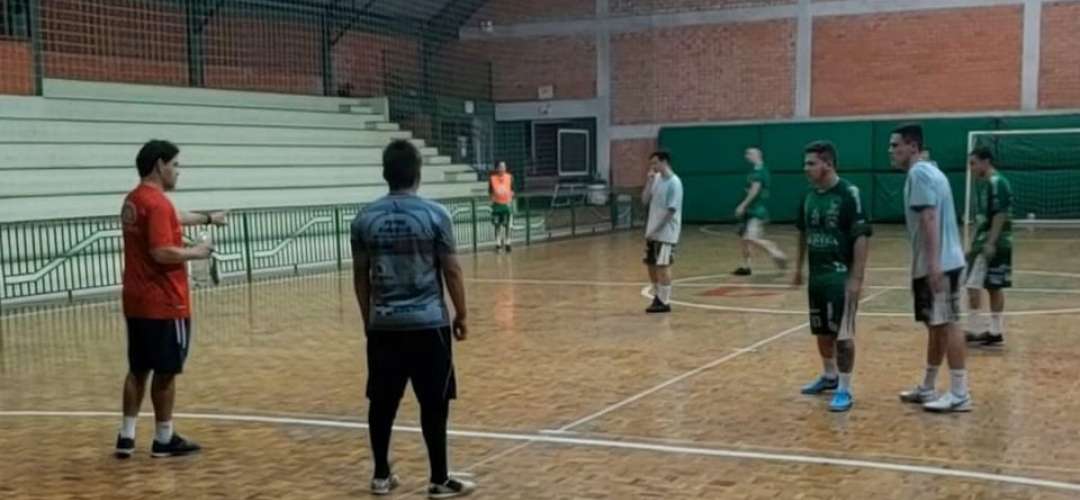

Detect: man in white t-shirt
[890, 124, 971, 413]
[641, 151, 684, 314]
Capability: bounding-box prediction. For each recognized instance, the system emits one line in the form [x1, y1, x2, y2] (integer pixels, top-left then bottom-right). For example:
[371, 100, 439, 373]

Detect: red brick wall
[1039, 2, 1080, 109]
[41, 0, 188, 86]
[0, 39, 34, 95]
[611, 0, 793, 16]
[332, 32, 420, 98]
[468, 0, 594, 26]
[812, 6, 1023, 116]
[461, 36, 596, 102]
[611, 138, 658, 189]
[203, 14, 322, 94]
[612, 20, 795, 125]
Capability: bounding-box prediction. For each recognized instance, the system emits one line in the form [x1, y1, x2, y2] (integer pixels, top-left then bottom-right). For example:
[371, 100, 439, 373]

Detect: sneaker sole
[924, 404, 972, 413]
[828, 404, 853, 412]
[151, 449, 201, 458]
[429, 491, 475, 499]
[114, 449, 134, 459]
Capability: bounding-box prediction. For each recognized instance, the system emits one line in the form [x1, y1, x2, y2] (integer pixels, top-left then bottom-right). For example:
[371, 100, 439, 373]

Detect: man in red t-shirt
[115, 140, 225, 459]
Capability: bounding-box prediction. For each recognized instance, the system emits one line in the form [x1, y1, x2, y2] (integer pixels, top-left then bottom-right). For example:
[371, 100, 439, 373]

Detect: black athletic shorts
[126, 317, 192, 374]
[366, 327, 457, 403]
[912, 268, 964, 326]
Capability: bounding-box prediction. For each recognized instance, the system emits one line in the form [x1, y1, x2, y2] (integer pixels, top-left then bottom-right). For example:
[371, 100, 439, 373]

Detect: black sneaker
[965, 331, 990, 343]
[732, 267, 752, 276]
[646, 302, 672, 314]
[151, 433, 201, 458]
[773, 256, 788, 270]
[428, 477, 477, 499]
[505, 245, 512, 253]
[115, 435, 135, 459]
[982, 334, 1004, 346]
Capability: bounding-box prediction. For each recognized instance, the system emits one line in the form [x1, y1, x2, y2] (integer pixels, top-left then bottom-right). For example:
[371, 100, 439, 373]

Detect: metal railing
[0, 194, 644, 310]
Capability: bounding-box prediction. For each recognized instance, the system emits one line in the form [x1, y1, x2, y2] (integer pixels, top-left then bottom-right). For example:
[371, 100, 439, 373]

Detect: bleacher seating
[0, 79, 485, 222]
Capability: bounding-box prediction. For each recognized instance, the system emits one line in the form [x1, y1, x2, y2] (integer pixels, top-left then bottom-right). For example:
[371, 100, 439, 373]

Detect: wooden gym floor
[4, 225, 1080, 499]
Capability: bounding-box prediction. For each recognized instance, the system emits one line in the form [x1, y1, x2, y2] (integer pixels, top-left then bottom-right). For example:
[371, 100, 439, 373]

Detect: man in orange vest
[489, 161, 514, 253]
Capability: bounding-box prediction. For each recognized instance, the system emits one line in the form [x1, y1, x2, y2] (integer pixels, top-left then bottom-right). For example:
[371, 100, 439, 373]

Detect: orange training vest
[490, 173, 513, 204]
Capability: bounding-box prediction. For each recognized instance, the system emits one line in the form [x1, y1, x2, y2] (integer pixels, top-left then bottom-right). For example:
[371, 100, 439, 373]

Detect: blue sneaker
[829, 390, 853, 412]
[800, 376, 838, 395]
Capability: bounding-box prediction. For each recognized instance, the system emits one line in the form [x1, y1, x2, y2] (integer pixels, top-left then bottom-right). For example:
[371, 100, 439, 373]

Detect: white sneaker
[371, 474, 400, 495]
[898, 386, 936, 404]
[923, 391, 972, 413]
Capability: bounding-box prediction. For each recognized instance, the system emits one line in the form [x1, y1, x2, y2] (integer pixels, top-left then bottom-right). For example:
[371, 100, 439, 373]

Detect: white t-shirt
[645, 173, 684, 244]
[903, 161, 965, 279]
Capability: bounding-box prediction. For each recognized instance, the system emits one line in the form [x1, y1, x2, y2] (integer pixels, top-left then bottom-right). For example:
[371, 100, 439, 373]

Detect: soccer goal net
[965, 128, 1080, 244]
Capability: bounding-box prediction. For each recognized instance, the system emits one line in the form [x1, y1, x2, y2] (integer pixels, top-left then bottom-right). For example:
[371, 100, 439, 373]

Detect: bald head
[745, 147, 763, 167]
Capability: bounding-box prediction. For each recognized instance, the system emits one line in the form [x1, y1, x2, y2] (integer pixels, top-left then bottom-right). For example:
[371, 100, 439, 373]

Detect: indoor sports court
[5, 227, 1080, 498]
[4, 0, 1080, 498]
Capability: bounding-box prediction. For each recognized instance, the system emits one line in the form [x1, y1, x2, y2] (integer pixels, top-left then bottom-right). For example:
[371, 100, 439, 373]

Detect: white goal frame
[965, 127, 1080, 247]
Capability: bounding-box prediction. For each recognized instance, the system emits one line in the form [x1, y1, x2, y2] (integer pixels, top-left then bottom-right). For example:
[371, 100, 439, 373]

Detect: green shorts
[807, 279, 857, 339]
[491, 203, 512, 226]
[966, 248, 1012, 289]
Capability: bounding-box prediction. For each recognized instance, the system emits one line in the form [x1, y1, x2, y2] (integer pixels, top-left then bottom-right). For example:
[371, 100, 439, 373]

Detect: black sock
[368, 398, 400, 479]
[420, 397, 450, 484]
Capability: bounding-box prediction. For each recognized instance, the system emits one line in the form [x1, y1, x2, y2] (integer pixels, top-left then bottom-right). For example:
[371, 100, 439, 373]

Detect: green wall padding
[660, 125, 760, 175]
[760, 122, 874, 173]
[663, 113, 1080, 223]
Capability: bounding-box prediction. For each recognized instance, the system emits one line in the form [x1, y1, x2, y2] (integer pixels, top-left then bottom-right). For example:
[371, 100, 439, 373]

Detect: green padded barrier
[682, 174, 749, 222]
[871, 118, 998, 173]
[659, 125, 761, 175]
[996, 115, 1080, 131]
[759, 121, 875, 173]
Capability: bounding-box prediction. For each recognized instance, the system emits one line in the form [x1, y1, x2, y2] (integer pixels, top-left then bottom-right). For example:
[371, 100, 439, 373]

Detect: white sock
[950, 369, 969, 397]
[119, 416, 137, 439]
[838, 373, 852, 392]
[823, 358, 838, 379]
[658, 285, 672, 305]
[990, 313, 1005, 336]
[650, 282, 658, 298]
[742, 256, 752, 268]
[922, 365, 940, 390]
[155, 421, 174, 444]
[966, 310, 984, 333]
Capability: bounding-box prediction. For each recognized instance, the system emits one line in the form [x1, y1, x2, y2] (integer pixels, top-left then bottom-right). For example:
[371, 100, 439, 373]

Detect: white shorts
[740, 218, 765, 240]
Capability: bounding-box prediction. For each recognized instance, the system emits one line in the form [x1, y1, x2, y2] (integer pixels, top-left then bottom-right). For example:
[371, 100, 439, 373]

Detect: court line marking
[471, 276, 1080, 295]
[699, 225, 1080, 242]
[3, 410, 1079, 494]
[555, 288, 890, 432]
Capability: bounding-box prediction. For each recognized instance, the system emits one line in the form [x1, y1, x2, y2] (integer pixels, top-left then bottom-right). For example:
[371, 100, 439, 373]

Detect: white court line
[3, 410, 1079, 494]
[553, 288, 892, 432]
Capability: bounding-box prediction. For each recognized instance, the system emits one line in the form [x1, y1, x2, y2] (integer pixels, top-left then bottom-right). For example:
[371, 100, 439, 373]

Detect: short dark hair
[970, 145, 994, 162]
[892, 123, 924, 150]
[650, 150, 671, 163]
[135, 140, 179, 178]
[383, 139, 422, 190]
[804, 141, 838, 167]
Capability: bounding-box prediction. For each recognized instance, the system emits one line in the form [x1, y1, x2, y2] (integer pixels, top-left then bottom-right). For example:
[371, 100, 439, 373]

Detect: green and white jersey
[972, 172, 1013, 252]
[745, 165, 771, 221]
[796, 178, 873, 284]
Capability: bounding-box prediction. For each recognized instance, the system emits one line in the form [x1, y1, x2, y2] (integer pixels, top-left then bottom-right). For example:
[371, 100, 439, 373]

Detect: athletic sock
[922, 365, 940, 391]
[658, 285, 672, 305]
[950, 369, 969, 398]
[154, 421, 174, 444]
[119, 416, 137, 440]
[990, 312, 1005, 336]
[823, 357, 838, 379]
[838, 373, 852, 392]
[966, 310, 984, 333]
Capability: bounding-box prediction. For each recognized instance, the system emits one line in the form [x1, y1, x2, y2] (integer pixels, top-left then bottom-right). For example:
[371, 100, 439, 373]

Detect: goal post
[965, 128, 1080, 247]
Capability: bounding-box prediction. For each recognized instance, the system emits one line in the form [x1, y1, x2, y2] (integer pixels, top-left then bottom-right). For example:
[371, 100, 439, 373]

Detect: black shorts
[126, 317, 192, 374]
[912, 268, 964, 326]
[643, 240, 676, 266]
[808, 281, 858, 340]
[366, 327, 457, 403]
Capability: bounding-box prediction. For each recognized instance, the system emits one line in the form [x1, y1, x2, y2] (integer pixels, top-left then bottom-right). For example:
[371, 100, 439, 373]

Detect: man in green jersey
[964, 146, 1013, 346]
[733, 147, 787, 276]
[792, 141, 872, 413]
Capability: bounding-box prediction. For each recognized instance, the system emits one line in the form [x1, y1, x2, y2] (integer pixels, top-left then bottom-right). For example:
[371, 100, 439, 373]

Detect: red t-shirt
[121, 184, 190, 319]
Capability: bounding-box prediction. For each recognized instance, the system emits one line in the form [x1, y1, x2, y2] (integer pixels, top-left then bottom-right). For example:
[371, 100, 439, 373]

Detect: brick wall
[812, 6, 1023, 116]
[203, 14, 322, 94]
[468, 0, 594, 26]
[611, 0, 793, 16]
[41, 0, 188, 86]
[447, 35, 600, 102]
[1039, 1, 1080, 109]
[612, 20, 795, 125]
[0, 40, 33, 94]
[611, 138, 658, 189]
[332, 32, 421, 98]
